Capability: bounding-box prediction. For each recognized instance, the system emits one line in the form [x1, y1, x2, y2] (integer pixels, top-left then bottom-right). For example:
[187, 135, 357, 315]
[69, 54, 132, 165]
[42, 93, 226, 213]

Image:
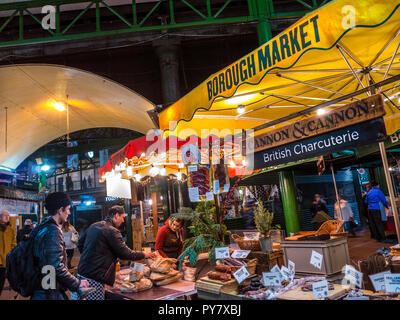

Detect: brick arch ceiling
[0, 64, 155, 169]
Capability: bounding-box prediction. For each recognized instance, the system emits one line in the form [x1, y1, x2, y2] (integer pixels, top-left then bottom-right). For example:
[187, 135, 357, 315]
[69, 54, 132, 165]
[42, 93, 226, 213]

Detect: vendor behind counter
[155, 217, 184, 260]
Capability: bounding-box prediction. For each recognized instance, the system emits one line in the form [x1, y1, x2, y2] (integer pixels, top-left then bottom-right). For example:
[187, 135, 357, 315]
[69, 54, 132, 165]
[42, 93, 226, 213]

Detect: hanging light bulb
[134, 173, 142, 181]
[237, 105, 245, 114]
[177, 171, 182, 181]
[150, 166, 160, 177]
[160, 167, 167, 176]
[229, 160, 236, 168]
[242, 159, 247, 166]
[317, 108, 326, 115]
[140, 153, 146, 158]
[178, 163, 184, 169]
[126, 166, 133, 177]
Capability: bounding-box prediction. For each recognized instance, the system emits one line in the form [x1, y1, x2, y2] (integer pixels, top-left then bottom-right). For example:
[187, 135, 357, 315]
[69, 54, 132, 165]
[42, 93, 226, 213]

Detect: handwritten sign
[262, 272, 282, 287]
[243, 232, 260, 240]
[213, 180, 220, 194]
[369, 271, 391, 292]
[344, 265, 363, 288]
[130, 262, 145, 273]
[206, 192, 214, 201]
[270, 265, 284, 283]
[188, 187, 200, 202]
[233, 266, 250, 284]
[215, 247, 230, 259]
[187, 165, 198, 172]
[231, 250, 251, 259]
[280, 265, 293, 282]
[312, 280, 329, 300]
[310, 251, 323, 270]
[223, 183, 230, 193]
[384, 273, 400, 293]
[288, 260, 295, 275]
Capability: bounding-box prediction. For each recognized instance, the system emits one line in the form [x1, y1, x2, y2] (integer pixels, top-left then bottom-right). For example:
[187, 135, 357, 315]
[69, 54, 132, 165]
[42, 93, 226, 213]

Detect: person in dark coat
[310, 194, 330, 230]
[31, 192, 90, 300]
[76, 205, 156, 300]
[16, 219, 33, 243]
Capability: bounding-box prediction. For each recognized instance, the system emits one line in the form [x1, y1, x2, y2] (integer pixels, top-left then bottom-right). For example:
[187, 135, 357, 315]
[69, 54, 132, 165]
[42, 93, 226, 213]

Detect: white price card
[344, 265, 363, 288]
[206, 192, 214, 201]
[280, 266, 292, 281]
[233, 266, 250, 284]
[131, 262, 145, 273]
[343, 296, 370, 300]
[213, 180, 220, 194]
[262, 272, 282, 287]
[188, 187, 200, 202]
[288, 260, 295, 275]
[187, 165, 198, 172]
[384, 273, 400, 293]
[310, 250, 323, 270]
[215, 247, 230, 259]
[223, 183, 230, 193]
[243, 232, 260, 240]
[369, 271, 391, 292]
[270, 264, 283, 282]
[231, 250, 251, 259]
[312, 280, 329, 300]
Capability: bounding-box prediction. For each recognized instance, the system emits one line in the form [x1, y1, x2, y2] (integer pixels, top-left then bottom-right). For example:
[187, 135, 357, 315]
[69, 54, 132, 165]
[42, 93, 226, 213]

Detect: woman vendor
[155, 217, 184, 261]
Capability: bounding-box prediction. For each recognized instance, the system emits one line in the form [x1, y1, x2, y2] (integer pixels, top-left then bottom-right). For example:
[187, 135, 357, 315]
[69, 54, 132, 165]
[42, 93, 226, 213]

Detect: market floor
[0, 232, 396, 300]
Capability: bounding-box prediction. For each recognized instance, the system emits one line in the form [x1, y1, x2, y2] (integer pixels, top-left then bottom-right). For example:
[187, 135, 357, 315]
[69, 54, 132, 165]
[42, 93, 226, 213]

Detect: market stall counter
[105, 277, 196, 300]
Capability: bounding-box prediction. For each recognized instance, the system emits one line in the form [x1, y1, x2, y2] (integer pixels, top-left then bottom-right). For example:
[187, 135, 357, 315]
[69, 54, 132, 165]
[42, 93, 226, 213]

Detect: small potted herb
[254, 199, 274, 252]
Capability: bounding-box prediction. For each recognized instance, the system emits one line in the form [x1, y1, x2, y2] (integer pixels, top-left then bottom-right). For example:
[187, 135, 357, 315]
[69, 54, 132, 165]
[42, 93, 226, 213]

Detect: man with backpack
[7, 192, 90, 300]
[0, 210, 16, 296]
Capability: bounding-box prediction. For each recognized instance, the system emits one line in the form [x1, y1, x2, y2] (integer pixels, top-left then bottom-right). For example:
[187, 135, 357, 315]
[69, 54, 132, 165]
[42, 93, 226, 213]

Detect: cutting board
[277, 284, 347, 300]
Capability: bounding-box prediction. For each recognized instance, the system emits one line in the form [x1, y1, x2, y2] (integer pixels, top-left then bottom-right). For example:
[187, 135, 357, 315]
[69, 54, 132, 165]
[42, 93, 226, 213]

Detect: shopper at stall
[16, 219, 33, 243]
[334, 195, 356, 237]
[0, 210, 16, 296]
[310, 194, 330, 230]
[31, 192, 90, 300]
[76, 205, 156, 300]
[62, 220, 79, 269]
[155, 217, 184, 261]
[365, 182, 389, 243]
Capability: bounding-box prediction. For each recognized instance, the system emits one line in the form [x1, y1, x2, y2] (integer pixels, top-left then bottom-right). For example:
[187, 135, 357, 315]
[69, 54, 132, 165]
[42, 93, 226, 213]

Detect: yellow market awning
[160, 0, 400, 140]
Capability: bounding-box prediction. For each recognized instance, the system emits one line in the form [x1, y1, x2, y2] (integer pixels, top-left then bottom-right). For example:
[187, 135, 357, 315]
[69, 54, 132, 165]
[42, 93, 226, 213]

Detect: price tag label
[233, 266, 250, 284]
[343, 296, 370, 300]
[131, 262, 145, 273]
[280, 266, 292, 281]
[312, 280, 329, 300]
[213, 180, 220, 194]
[231, 250, 251, 259]
[270, 264, 283, 283]
[187, 165, 198, 172]
[243, 232, 260, 240]
[188, 187, 200, 202]
[369, 271, 391, 292]
[288, 260, 295, 275]
[215, 247, 230, 259]
[262, 272, 282, 287]
[344, 265, 363, 288]
[384, 273, 400, 293]
[206, 192, 214, 201]
[310, 250, 323, 270]
[223, 183, 230, 193]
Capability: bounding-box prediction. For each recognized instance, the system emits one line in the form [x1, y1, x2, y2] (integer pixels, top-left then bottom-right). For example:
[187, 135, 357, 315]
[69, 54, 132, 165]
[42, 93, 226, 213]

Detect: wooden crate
[247, 250, 284, 275]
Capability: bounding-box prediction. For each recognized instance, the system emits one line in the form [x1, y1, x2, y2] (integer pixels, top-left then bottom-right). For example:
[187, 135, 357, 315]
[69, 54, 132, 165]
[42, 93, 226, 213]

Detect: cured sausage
[215, 265, 232, 273]
[207, 271, 232, 282]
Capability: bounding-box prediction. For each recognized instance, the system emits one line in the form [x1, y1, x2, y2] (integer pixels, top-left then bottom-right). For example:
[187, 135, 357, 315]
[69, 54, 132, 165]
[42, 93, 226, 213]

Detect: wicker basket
[230, 258, 258, 275]
[231, 234, 261, 251]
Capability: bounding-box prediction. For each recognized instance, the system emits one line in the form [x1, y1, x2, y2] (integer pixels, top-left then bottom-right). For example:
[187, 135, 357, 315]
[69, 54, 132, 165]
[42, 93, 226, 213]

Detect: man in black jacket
[76, 205, 156, 300]
[31, 192, 89, 300]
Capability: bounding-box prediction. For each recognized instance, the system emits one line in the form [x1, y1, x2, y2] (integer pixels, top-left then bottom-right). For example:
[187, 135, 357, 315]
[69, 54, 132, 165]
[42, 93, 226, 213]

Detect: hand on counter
[144, 252, 157, 259]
